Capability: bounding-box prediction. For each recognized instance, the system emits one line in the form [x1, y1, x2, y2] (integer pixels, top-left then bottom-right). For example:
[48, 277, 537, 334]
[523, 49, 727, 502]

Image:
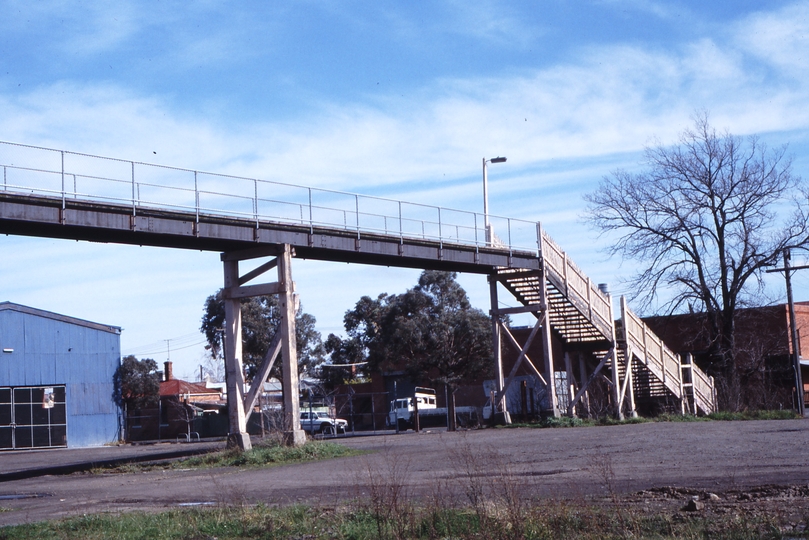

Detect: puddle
[0, 493, 51, 500]
[177, 501, 216, 507]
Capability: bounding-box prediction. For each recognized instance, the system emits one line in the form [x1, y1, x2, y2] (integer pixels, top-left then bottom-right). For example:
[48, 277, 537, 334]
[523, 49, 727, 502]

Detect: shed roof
[0, 302, 121, 334]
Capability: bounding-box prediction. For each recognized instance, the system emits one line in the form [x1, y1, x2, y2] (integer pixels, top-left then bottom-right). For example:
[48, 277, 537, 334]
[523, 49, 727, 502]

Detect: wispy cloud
[734, 1, 809, 73]
[595, 0, 688, 21]
[5, 15, 809, 197]
[443, 0, 540, 48]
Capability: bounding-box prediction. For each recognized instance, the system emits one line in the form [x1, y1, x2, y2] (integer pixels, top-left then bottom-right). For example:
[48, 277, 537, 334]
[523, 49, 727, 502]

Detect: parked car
[300, 410, 347, 434]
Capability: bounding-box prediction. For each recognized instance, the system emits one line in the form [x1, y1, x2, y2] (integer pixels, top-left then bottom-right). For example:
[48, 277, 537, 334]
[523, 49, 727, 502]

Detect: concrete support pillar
[223, 259, 251, 451]
[278, 245, 305, 447]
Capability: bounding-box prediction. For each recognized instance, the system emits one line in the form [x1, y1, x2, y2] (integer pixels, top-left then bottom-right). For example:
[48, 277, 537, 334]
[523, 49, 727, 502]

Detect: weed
[445, 433, 536, 538]
[355, 442, 413, 539]
[588, 446, 618, 502]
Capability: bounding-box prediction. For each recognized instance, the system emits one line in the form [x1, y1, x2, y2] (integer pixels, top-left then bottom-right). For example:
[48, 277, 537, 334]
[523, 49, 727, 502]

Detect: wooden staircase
[493, 227, 716, 417]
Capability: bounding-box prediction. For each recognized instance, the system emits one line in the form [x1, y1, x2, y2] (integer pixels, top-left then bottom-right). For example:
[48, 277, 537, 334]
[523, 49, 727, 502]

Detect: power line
[124, 332, 207, 358]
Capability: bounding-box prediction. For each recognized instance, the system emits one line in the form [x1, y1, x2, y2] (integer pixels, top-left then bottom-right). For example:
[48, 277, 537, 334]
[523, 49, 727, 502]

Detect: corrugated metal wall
[0, 308, 121, 448]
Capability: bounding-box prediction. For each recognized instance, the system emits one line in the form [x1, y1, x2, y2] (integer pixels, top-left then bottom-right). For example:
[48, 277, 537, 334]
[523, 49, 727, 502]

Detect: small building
[126, 361, 225, 442]
[0, 302, 121, 449]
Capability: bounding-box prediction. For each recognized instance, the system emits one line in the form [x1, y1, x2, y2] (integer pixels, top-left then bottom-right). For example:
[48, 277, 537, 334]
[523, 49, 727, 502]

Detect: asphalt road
[1, 419, 808, 526]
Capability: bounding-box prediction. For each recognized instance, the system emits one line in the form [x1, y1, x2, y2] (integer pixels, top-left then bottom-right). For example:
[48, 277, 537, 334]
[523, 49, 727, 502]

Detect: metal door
[0, 385, 67, 450]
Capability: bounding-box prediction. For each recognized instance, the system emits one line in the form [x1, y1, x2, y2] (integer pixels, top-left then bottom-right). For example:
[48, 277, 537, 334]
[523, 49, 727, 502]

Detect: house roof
[0, 302, 121, 334]
[160, 379, 221, 397]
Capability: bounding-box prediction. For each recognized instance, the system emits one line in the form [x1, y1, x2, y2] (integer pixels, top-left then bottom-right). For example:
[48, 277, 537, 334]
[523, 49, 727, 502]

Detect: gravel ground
[0, 419, 808, 526]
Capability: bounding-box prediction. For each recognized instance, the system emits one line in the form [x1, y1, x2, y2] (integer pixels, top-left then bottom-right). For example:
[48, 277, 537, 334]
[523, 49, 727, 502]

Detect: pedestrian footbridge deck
[0, 141, 716, 419]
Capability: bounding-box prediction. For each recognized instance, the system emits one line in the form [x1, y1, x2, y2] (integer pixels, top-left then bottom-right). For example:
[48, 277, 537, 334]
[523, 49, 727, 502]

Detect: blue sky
[1, 1, 809, 379]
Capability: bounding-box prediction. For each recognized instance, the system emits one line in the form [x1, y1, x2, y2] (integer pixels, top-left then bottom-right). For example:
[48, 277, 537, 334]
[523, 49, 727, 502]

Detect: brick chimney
[164, 361, 173, 381]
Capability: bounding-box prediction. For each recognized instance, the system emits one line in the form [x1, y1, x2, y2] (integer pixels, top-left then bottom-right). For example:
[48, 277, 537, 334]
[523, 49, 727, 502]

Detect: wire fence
[0, 140, 542, 255]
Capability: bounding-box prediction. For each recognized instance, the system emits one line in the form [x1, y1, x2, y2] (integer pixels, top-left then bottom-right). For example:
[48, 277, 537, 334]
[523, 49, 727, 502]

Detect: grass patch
[655, 412, 710, 422]
[178, 440, 360, 469]
[708, 410, 800, 421]
[91, 440, 360, 474]
[502, 415, 650, 430]
[0, 502, 792, 539]
[498, 409, 800, 430]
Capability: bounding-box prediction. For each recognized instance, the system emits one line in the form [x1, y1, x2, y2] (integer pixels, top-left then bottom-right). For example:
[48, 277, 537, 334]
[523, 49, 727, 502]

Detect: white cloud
[5, 21, 809, 197]
[735, 1, 809, 73]
[443, 0, 540, 48]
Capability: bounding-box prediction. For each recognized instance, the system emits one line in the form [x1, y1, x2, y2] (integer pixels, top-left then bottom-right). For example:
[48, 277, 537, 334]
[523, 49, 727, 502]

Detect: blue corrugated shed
[0, 302, 121, 449]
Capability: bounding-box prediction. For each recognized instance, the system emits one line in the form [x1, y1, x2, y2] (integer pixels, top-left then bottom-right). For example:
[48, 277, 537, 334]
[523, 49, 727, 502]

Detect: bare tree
[584, 113, 809, 406]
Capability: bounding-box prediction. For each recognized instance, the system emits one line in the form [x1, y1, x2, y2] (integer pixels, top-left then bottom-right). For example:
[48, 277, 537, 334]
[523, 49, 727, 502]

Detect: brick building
[643, 302, 809, 410]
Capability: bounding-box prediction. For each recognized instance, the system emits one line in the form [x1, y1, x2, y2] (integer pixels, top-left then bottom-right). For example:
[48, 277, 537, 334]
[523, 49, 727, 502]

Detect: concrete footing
[227, 432, 252, 451]
[284, 430, 306, 447]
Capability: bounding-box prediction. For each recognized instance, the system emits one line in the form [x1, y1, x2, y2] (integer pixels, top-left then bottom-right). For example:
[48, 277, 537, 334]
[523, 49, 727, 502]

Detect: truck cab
[386, 387, 437, 430]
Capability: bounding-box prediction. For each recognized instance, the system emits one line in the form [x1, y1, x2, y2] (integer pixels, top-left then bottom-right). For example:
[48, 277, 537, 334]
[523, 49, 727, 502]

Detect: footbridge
[0, 141, 715, 448]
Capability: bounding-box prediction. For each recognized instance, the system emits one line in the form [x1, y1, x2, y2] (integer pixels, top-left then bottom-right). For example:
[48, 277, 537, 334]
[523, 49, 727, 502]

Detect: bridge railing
[0, 141, 541, 255]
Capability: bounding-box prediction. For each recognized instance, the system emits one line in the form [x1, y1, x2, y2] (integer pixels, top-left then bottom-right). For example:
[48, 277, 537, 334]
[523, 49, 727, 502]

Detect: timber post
[538, 271, 560, 417]
[278, 244, 306, 446]
[488, 273, 507, 421]
[577, 352, 590, 417]
[223, 259, 251, 451]
[564, 351, 576, 417]
[612, 294, 623, 420]
[221, 244, 305, 450]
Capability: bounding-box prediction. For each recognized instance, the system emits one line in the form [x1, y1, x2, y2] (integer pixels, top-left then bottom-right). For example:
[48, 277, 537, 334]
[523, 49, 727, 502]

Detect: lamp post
[483, 156, 506, 245]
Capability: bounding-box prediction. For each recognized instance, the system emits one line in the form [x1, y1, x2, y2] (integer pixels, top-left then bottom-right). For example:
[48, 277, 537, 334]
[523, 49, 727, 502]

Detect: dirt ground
[1, 419, 809, 527]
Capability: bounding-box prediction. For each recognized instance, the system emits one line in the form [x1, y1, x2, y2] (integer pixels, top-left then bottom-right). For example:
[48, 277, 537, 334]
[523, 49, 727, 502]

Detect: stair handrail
[620, 297, 683, 397]
[691, 363, 716, 414]
[539, 227, 613, 338]
[621, 297, 717, 414]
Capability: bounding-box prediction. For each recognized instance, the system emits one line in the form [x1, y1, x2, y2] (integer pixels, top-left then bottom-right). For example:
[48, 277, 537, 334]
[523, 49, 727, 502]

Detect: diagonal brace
[567, 349, 613, 414]
[617, 346, 633, 407]
[497, 318, 547, 406]
[243, 331, 282, 423]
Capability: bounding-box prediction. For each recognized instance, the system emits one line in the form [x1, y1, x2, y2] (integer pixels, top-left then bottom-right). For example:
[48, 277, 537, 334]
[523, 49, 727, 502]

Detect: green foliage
[321, 333, 367, 387]
[329, 270, 492, 391]
[655, 413, 709, 422]
[200, 291, 325, 379]
[113, 355, 160, 411]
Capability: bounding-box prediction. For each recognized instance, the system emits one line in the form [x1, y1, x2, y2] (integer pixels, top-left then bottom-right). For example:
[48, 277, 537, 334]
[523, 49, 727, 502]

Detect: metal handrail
[0, 140, 542, 255]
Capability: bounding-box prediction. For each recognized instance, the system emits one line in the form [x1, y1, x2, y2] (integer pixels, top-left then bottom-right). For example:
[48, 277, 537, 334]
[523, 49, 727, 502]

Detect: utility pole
[767, 249, 808, 415]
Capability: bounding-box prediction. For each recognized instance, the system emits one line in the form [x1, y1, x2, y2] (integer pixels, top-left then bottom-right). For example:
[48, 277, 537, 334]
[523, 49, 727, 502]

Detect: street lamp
[483, 156, 507, 245]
